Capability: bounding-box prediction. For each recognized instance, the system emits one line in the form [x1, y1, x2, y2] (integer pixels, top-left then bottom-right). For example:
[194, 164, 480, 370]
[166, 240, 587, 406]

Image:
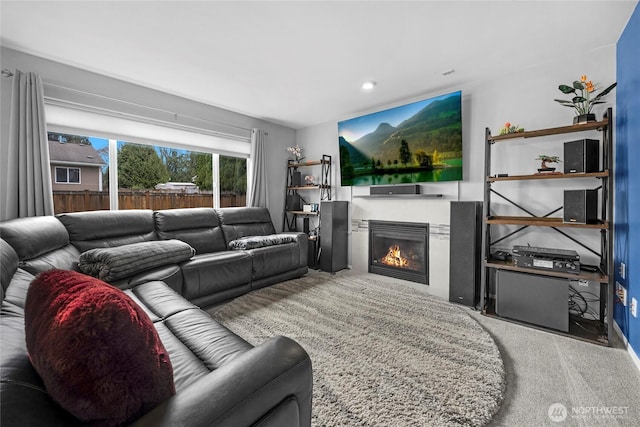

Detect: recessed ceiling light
[362, 80, 377, 90]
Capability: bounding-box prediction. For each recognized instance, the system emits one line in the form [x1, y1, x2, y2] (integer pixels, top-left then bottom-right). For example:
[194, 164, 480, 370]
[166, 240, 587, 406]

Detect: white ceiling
[1, 1, 636, 130]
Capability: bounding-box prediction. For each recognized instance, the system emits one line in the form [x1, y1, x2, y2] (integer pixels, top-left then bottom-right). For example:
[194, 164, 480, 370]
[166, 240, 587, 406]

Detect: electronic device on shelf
[512, 245, 579, 261]
[512, 245, 580, 274]
[513, 256, 580, 274]
[491, 250, 511, 261]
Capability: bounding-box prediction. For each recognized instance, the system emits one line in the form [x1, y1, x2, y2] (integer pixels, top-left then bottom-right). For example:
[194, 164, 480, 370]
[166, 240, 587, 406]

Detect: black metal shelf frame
[283, 154, 332, 232]
[479, 108, 614, 345]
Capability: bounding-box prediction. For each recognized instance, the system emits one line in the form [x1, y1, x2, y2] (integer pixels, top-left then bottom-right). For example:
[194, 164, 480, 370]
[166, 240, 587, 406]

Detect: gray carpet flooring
[211, 270, 640, 426]
[468, 309, 640, 427]
[211, 273, 504, 426]
[348, 270, 640, 426]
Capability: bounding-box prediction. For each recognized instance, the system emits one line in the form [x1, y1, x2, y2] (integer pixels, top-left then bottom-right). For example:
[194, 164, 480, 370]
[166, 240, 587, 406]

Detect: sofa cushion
[216, 207, 277, 242]
[0, 216, 69, 260]
[247, 243, 303, 281]
[154, 208, 227, 254]
[229, 234, 298, 250]
[1, 239, 19, 298]
[78, 239, 195, 282]
[24, 269, 175, 426]
[57, 209, 157, 252]
[179, 251, 252, 303]
[0, 216, 80, 275]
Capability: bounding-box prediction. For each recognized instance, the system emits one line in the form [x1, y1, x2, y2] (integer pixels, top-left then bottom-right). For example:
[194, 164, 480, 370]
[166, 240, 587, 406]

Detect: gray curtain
[248, 128, 268, 208]
[1, 70, 53, 220]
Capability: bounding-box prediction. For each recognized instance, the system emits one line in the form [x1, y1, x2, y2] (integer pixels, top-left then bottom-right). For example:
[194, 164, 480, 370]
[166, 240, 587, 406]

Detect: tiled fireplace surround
[350, 198, 451, 300]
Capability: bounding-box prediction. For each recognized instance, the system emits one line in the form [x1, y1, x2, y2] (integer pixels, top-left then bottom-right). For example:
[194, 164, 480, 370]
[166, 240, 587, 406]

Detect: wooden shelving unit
[480, 108, 614, 345]
[283, 155, 331, 231]
[485, 216, 609, 229]
[487, 171, 609, 182]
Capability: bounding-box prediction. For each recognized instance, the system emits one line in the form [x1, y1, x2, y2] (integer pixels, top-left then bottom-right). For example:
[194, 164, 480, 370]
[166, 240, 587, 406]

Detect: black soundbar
[370, 185, 420, 195]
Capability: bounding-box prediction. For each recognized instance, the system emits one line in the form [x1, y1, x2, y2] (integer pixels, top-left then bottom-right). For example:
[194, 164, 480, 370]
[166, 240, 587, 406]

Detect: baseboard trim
[614, 320, 640, 373]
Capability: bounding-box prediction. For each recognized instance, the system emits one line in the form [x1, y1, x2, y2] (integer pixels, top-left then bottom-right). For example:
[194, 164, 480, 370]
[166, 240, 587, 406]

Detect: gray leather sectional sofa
[0, 207, 313, 426]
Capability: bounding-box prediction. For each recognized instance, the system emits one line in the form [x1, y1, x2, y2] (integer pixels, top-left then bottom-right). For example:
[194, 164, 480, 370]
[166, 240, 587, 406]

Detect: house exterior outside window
[48, 137, 105, 192]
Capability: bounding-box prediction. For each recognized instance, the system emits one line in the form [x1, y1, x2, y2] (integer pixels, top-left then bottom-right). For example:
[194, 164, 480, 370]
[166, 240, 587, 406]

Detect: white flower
[286, 144, 303, 160]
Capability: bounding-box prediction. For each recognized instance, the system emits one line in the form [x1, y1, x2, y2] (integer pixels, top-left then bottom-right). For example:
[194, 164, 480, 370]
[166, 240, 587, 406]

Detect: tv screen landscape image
[338, 90, 462, 187]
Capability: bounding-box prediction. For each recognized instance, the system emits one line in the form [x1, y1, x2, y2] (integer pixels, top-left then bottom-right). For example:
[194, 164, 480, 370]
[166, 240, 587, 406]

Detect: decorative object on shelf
[535, 154, 562, 174]
[286, 144, 304, 165]
[499, 122, 524, 135]
[291, 170, 302, 187]
[554, 75, 616, 124]
[304, 175, 315, 186]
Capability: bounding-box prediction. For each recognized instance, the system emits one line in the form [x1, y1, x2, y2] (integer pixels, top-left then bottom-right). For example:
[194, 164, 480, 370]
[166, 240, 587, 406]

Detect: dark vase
[292, 171, 302, 187]
[573, 113, 596, 125]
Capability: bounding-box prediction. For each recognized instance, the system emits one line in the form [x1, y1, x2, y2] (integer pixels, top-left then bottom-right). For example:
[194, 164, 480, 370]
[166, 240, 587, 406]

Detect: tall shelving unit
[283, 155, 332, 268]
[480, 108, 614, 345]
[283, 154, 332, 232]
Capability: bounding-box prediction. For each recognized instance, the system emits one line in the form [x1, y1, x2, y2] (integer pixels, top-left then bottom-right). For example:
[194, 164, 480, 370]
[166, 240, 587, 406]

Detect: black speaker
[449, 201, 483, 307]
[370, 185, 420, 195]
[291, 171, 302, 187]
[564, 190, 598, 224]
[286, 194, 302, 211]
[564, 139, 599, 174]
[319, 201, 348, 273]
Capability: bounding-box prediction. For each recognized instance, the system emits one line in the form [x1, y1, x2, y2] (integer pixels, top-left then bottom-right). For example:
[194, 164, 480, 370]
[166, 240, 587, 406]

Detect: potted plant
[286, 145, 304, 165]
[554, 75, 616, 124]
[536, 155, 562, 174]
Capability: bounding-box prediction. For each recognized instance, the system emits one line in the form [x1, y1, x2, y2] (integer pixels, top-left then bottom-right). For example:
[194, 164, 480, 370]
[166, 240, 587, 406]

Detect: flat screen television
[338, 90, 462, 187]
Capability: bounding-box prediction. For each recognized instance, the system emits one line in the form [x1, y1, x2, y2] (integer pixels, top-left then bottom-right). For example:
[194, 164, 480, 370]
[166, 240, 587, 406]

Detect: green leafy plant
[536, 155, 561, 170]
[554, 75, 616, 116]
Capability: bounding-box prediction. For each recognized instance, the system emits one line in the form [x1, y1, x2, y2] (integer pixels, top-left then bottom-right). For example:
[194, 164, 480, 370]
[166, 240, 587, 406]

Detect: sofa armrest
[284, 232, 308, 267]
[130, 335, 313, 427]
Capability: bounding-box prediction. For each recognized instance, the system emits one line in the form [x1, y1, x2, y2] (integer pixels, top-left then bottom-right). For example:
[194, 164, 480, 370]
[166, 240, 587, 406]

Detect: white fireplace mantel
[350, 197, 451, 300]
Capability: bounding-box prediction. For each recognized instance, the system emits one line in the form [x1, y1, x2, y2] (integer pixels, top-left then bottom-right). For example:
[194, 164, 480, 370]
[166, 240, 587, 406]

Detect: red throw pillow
[24, 269, 175, 426]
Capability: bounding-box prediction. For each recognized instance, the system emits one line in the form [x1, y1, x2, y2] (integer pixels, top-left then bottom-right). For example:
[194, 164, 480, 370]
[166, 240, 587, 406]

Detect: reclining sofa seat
[0, 212, 313, 426]
[56, 209, 185, 292]
[153, 207, 252, 307]
[216, 207, 309, 290]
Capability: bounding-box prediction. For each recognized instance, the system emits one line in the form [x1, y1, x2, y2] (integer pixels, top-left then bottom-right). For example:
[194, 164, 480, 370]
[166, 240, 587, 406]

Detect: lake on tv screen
[345, 159, 462, 186]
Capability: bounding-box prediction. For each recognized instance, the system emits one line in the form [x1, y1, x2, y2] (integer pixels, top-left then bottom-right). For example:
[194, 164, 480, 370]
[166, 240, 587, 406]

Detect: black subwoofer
[564, 189, 598, 224]
[564, 139, 599, 174]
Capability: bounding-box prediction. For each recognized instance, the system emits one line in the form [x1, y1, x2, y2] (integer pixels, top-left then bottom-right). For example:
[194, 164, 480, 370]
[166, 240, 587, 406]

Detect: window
[55, 167, 81, 184]
[116, 141, 247, 209]
[45, 103, 251, 213]
[220, 155, 247, 207]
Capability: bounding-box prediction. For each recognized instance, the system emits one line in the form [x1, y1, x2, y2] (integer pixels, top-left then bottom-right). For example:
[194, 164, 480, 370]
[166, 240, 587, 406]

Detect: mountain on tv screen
[338, 90, 462, 187]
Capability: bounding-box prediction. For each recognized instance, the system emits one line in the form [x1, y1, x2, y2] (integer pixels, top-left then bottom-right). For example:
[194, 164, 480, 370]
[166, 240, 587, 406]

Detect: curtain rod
[1, 69, 14, 77]
[43, 81, 253, 133]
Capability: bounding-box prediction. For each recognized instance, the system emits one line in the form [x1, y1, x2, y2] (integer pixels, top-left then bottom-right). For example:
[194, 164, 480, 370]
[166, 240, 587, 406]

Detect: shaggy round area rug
[211, 273, 505, 426]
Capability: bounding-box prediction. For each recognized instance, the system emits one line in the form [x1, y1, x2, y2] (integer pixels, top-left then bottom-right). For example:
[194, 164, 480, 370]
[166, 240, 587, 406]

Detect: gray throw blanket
[228, 234, 297, 250]
[78, 240, 195, 282]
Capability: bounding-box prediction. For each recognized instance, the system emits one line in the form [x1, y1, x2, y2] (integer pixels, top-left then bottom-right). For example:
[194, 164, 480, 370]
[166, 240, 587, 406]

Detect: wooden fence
[53, 190, 246, 214]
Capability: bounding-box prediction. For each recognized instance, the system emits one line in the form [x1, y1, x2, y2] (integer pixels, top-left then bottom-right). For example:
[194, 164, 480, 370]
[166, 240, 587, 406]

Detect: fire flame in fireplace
[381, 244, 409, 268]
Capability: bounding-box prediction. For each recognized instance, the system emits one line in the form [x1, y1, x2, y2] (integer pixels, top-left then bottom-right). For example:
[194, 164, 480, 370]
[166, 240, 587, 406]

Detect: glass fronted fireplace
[368, 220, 429, 284]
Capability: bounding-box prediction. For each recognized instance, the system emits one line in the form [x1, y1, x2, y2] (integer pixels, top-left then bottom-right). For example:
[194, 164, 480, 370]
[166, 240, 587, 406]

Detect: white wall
[0, 47, 296, 228]
[296, 45, 617, 294]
